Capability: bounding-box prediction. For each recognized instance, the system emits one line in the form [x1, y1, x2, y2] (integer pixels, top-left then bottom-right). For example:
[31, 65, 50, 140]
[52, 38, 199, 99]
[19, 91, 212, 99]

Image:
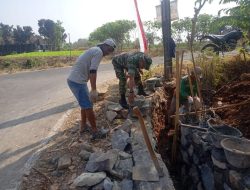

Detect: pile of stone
[180, 125, 250, 190]
[69, 99, 174, 189]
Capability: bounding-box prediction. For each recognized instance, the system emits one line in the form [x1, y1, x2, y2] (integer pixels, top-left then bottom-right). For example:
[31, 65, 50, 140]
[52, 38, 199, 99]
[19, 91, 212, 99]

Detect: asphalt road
[0, 63, 116, 190]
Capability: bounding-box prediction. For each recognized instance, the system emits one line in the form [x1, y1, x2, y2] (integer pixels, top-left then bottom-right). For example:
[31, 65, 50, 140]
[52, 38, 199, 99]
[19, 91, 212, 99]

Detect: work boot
[119, 94, 129, 109]
[137, 84, 149, 96]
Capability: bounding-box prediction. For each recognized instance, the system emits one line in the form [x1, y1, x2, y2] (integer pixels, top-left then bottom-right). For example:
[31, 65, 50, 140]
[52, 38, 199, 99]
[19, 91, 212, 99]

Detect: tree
[196, 14, 215, 37]
[13, 25, 34, 44]
[38, 19, 67, 50]
[54, 21, 67, 50]
[89, 20, 136, 49]
[144, 20, 161, 47]
[171, 17, 192, 43]
[72, 38, 89, 49]
[0, 23, 13, 44]
[218, 0, 250, 39]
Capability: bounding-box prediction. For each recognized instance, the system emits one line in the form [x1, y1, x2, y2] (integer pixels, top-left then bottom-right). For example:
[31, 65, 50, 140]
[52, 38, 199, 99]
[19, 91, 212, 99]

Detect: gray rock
[197, 182, 203, 190]
[193, 132, 202, 145]
[193, 153, 200, 165]
[121, 179, 133, 190]
[85, 150, 118, 172]
[104, 177, 113, 190]
[189, 165, 200, 184]
[188, 145, 194, 157]
[92, 180, 104, 190]
[211, 155, 227, 169]
[213, 170, 225, 189]
[229, 170, 245, 190]
[107, 103, 123, 112]
[181, 126, 192, 147]
[81, 143, 94, 152]
[117, 158, 133, 170]
[180, 148, 190, 164]
[132, 148, 152, 164]
[112, 181, 121, 190]
[79, 150, 91, 161]
[132, 165, 159, 182]
[73, 172, 106, 187]
[133, 97, 145, 108]
[118, 151, 132, 160]
[199, 164, 215, 190]
[243, 173, 250, 188]
[120, 119, 133, 133]
[111, 129, 130, 151]
[211, 148, 226, 162]
[135, 181, 162, 190]
[223, 183, 232, 190]
[106, 110, 117, 122]
[57, 155, 72, 170]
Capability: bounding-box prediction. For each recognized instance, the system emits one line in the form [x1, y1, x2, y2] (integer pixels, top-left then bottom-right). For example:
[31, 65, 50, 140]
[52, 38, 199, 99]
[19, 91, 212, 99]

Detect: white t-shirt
[68, 47, 103, 84]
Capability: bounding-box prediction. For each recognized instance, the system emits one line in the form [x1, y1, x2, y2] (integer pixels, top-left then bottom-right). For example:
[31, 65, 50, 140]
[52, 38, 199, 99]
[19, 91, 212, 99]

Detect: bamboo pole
[172, 51, 180, 162]
[179, 50, 185, 77]
[170, 100, 250, 118]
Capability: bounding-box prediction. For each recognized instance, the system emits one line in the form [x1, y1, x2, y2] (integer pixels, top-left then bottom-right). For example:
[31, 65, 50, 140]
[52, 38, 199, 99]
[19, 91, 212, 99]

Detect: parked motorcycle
[200, 30, 243, 55]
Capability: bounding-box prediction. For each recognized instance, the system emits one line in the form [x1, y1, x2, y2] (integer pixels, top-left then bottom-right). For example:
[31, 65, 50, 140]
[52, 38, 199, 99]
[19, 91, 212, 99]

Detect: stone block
[132, 165, 159, 182]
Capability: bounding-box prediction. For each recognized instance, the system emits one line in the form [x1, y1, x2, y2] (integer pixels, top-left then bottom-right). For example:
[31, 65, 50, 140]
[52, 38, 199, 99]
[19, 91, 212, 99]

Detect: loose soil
[212, 73, 250, 138]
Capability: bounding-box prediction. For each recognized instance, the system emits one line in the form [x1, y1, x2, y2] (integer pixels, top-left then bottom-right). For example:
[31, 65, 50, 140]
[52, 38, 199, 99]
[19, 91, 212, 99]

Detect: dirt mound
[213, 73, 250, 138]
[151, 81, 175, 164]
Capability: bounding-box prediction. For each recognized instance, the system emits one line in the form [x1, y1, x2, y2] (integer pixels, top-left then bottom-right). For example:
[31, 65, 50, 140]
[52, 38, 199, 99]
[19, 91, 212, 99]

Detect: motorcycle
[200, 30, 243, 55]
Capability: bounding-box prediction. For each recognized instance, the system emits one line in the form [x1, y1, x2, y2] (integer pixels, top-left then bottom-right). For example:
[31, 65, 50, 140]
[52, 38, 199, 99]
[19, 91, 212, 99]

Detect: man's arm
[89, 72, 97, 91]
[127, 74, 135, 91]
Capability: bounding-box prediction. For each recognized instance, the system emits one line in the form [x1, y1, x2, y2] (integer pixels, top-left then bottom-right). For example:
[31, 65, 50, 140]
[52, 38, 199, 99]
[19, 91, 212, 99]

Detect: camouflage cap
[143, 54, 152, 70]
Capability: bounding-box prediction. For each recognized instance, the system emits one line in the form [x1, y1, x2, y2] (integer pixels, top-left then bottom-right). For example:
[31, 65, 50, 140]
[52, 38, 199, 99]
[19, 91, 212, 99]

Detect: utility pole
[161, 0, 172, 80]
[68, 33, 72, 61]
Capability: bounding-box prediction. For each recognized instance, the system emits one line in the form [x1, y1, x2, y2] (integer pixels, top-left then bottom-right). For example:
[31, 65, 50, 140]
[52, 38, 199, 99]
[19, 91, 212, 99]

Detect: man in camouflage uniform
[112, 52, 152, 109]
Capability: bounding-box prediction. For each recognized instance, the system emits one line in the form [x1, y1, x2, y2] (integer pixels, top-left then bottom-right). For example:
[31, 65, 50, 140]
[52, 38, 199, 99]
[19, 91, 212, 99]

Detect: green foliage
[172, 17, 192, 42]
[38, 19, 67, 50]
[218, 0, 250, 34]
[0, 23, 13, 44]
[13, 26, 33, 44]
[72, 38, 89, 49]
[196, 53, 250, 90]
[4, 50, 83, 58]
[89, 20, 136, 49]
[144, 21, 161, 47]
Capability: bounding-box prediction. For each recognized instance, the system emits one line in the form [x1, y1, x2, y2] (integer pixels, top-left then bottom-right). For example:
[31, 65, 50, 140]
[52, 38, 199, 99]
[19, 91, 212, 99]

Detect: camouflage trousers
[112, 61, 143, 95]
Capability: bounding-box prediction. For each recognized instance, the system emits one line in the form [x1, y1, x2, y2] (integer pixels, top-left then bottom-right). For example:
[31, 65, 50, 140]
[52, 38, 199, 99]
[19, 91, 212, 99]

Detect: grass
[3, 50, 83, 58]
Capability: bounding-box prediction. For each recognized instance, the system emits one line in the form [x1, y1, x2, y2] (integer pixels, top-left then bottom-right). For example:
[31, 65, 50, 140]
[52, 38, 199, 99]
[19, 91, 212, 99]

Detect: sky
[1, 0, 235, 42]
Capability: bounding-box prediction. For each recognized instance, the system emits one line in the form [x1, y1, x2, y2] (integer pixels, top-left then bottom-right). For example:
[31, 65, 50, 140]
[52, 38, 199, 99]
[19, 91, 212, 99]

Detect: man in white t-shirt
[67, 39, 116, 140]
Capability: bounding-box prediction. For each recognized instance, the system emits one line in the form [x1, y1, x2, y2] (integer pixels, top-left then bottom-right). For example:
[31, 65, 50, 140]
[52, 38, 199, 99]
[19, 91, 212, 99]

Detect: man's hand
[187, 96, 193, 104]
[90, 90, 98, 103]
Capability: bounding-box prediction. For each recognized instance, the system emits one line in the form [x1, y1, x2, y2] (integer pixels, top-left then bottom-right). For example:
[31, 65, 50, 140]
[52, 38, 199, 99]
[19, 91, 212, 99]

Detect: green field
[4, 50, 84, 58]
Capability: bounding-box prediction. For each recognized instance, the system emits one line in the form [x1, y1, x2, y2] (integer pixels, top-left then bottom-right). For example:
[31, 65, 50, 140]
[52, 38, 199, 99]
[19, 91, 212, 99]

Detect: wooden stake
[179, 50, 185, 77]
[172, 51, 180, 162]
[133, 106, 164, 177]
[170, 100, 250, 118]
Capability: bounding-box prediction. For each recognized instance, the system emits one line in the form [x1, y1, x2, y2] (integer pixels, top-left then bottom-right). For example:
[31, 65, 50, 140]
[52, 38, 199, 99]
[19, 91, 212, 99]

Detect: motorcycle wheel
[201, 44, 220, 55]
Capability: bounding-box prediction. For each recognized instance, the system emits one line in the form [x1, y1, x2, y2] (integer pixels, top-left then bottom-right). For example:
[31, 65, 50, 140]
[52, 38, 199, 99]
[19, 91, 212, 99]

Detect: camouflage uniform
[112, 52, 148, 95]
